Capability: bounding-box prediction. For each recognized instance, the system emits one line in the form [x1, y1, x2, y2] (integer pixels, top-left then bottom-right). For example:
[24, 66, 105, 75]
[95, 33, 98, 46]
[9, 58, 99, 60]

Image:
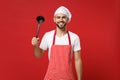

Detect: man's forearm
[34, 45, 44, 58]
[75, 58, 82, 80]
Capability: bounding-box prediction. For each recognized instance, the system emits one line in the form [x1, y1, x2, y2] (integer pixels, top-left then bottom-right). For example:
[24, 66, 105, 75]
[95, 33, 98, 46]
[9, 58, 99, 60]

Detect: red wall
[0, 0, 119, 80]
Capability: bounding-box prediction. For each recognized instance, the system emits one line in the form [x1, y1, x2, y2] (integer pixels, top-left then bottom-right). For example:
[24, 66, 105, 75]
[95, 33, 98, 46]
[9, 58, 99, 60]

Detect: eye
[55, 16, 67, 19]
[62, 16, 67, 19]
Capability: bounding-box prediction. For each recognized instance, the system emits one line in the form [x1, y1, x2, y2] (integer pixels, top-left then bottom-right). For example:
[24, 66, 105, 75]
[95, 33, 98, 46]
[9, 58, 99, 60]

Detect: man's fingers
[37, 38, 40, 41]
[31, 37, 40, 46]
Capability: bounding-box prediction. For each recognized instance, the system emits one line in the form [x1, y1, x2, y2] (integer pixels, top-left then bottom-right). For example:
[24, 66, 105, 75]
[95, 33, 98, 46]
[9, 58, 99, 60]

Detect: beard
[55, 21, 67, 29]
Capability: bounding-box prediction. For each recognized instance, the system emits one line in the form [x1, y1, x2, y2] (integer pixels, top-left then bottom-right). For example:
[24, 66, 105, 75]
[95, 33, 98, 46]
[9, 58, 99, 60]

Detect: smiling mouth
[58, 21, 64, 24]
[59, 22, 64, 25]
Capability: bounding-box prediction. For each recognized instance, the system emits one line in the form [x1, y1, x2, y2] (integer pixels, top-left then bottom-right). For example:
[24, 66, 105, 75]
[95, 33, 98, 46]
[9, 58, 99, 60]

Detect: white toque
[54, 6, 72, 22]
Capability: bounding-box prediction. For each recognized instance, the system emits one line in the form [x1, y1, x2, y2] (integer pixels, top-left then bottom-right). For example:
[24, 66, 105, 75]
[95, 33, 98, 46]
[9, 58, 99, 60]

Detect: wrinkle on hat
[54, 6, 72, 22]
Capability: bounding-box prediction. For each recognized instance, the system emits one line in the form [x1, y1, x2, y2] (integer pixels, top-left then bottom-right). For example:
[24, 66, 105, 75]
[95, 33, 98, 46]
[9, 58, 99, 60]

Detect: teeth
[60, 23, 63, 24]
[59, 22, 64, 25]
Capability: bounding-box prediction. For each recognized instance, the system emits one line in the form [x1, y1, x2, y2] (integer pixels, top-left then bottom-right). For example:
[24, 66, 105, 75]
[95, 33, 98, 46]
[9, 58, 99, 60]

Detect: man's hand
[31, 37, 40, 46]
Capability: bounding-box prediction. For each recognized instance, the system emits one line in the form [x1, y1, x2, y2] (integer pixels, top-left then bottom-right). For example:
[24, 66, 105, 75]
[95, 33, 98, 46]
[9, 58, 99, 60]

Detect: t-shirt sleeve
[73, 35, 81, 52]
[39, 33, 48, 50]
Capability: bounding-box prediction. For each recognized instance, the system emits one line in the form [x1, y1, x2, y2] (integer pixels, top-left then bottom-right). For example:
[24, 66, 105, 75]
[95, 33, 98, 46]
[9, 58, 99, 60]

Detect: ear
[67, 18, 70, 23]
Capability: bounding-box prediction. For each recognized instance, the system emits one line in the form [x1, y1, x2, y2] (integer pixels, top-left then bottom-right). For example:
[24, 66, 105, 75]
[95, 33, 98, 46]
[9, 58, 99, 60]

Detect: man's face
[54, 13, 69, 29]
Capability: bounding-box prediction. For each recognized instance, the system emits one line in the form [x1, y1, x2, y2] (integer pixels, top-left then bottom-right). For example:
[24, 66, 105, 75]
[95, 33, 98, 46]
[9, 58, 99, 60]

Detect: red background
[0, 0, 120, 80]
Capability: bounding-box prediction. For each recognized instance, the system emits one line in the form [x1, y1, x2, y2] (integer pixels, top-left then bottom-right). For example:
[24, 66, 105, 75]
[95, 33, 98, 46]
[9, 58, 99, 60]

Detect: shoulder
[68, 31, 80, 40]
[41, 30, 55, 45]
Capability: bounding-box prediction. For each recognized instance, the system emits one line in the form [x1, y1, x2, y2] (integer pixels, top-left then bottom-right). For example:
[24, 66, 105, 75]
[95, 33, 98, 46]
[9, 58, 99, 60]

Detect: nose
[59, 17, 63, 21]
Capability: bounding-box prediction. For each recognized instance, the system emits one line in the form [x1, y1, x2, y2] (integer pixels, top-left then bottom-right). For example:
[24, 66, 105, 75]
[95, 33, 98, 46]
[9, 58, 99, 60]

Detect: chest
[55, 35, 69, 45]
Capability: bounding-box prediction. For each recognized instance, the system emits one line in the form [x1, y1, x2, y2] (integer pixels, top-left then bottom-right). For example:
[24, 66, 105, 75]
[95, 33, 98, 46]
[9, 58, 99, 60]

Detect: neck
[56, 27, 68, 37]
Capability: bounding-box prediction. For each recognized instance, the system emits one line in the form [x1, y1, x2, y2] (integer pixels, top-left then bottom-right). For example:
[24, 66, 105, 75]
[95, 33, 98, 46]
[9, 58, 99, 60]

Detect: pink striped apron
[44, 31, 75, 80]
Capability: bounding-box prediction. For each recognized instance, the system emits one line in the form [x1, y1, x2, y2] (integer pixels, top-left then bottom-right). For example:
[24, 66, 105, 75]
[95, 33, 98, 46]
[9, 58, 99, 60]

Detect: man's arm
[31, 37, 45, 58]
[74, 50, 82, 80]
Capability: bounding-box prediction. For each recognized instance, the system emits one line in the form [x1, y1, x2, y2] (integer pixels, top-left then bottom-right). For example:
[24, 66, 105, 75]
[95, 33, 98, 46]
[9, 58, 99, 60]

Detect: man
[31, 6, 82, 80]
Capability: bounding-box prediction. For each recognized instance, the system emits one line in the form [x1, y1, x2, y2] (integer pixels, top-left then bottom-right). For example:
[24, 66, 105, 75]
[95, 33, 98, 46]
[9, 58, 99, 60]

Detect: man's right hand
[31, 37, 40, 46]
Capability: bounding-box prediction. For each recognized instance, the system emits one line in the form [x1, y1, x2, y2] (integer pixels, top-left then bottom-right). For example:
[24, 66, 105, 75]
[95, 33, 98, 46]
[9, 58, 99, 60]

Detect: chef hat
[54, 6, 72, 22]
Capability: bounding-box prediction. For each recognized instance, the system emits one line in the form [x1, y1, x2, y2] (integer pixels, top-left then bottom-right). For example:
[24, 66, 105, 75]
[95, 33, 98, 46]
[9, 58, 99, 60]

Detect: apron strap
[53, 30, 71, 45]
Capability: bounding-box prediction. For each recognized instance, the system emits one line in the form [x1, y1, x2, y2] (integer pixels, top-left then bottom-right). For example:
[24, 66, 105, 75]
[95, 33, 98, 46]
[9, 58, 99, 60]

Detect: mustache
[58, 21, 65, 23]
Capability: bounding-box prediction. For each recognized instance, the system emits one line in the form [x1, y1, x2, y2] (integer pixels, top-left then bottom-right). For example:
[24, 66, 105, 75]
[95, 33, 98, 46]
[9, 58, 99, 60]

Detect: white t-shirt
[40, 30, 81, 59]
